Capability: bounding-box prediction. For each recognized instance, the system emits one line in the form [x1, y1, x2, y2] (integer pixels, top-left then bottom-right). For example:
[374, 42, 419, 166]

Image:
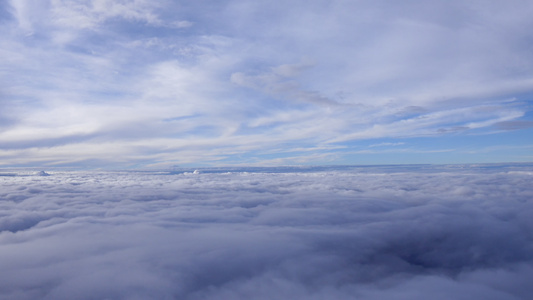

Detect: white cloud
[327, 104, 525, 143]
[0, 165, 532, 299]
[231, 60, 342, 107]
[49, 0, 162, 29]
[369, 142, 405, 148]
[1, 0, 533, 167]
[170, 20, 193, 29]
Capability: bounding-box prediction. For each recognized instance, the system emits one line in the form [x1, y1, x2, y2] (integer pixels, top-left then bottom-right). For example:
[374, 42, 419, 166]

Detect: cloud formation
[1, 0, 533, 167]
[1, 164, 532, 299]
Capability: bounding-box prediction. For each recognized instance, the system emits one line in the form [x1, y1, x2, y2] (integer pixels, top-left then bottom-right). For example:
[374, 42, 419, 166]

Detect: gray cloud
[0, 164, 532, 299]
[494, 120, 533, 131]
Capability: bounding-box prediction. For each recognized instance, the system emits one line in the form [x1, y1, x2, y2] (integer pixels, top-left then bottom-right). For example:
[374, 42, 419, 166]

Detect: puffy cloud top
[1, 164, 532, 299]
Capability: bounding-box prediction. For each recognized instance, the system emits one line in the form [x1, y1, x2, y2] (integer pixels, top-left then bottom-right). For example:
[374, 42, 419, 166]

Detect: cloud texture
[1, 0, 533, 167]
[1, 164, 532, 299]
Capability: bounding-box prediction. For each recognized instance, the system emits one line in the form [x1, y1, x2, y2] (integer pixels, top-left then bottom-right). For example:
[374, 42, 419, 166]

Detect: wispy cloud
[1, 0, 532, 167]
[369, 142, 405, 148]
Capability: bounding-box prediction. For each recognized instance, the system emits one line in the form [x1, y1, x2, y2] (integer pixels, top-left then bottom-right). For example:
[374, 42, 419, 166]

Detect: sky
[1, 165, 532, 299]
[1, 0, 533, 168]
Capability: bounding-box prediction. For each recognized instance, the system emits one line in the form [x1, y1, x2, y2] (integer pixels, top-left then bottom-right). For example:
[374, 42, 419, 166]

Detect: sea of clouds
[1, 164, 532, 299]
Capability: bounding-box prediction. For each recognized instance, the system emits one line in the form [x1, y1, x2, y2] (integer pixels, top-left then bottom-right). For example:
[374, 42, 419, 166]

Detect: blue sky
[1, 0, 532, 168]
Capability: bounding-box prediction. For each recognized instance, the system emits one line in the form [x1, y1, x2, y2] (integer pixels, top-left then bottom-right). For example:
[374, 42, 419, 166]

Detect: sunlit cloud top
[1, 0, 533, 168]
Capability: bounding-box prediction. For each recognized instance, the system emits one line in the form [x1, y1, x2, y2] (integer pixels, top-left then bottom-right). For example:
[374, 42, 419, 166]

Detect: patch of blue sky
[0, 4, 12, 22]
[333, 127, 533, 165]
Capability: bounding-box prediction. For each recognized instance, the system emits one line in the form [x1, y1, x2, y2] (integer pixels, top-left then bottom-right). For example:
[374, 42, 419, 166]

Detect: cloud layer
[1, 0, 533, 167]
[1, 164, 532, 299]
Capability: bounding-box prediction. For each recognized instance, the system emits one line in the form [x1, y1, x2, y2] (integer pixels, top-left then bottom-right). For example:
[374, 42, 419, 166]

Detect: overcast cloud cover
[1, 0, 533, 168]
[1, 164, 532, 299]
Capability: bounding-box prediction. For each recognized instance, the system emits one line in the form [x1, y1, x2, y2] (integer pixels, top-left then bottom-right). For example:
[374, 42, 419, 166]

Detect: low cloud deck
[1, 164, 532, 299]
